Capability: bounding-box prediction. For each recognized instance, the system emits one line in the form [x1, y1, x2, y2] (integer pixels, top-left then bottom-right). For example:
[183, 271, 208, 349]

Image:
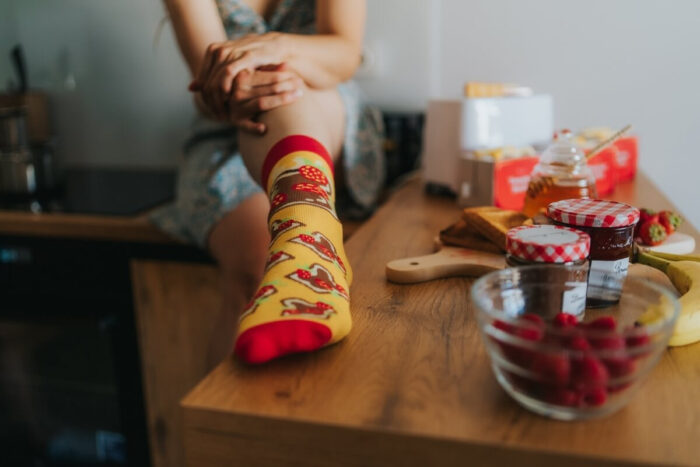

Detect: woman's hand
[189, 34, 294, 119]
[223, 65, 304, 134]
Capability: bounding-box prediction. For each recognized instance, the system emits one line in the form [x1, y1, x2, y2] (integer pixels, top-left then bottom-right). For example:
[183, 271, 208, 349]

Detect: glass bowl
[471, 265, 679, 421]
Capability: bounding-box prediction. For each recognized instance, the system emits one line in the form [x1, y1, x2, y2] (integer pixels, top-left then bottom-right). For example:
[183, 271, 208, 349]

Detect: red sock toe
[234, 320, 332, 364]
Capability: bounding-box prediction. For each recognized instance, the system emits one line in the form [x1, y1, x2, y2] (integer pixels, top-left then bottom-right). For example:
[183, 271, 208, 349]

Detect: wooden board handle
[386, 247, 506, 284]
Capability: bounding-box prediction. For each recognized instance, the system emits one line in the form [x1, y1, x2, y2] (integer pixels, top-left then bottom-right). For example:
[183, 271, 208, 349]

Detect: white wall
[359, 0, 700, 227]
[1, 0, 194, 168]
[1, 0, 698, 226]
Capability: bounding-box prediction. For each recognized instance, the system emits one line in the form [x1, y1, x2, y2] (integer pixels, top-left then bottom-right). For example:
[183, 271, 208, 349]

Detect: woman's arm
[162, 0, 227, 75]
[195, 0, 366, 92]
[164, 0, 304, 131]
[283, 0, 366, 88]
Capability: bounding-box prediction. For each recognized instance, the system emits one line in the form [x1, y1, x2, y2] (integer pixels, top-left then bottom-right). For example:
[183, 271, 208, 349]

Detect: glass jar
[547, 199, 640, 307]
[505, 225, 591, 319]
[522, 130, 598, 218]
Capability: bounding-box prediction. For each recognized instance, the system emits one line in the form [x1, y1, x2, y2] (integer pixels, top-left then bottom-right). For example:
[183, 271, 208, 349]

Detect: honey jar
[522, 130, 597, 218]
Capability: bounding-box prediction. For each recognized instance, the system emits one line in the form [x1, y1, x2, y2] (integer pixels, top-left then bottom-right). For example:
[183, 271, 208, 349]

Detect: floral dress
[151, 0, 385, 247]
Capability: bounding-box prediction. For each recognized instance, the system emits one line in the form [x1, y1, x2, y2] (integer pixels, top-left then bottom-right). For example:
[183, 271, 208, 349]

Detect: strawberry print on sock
[287, 264, 349, 300]
[299, 165, 329, 185]
[269, 167, 335, 219]
[240, 285, 277, 320]
[270, 218, 305, 243]
[281, 297, 336, 319]
[290, 232, 346, 275]
[265, 250, 294, 272]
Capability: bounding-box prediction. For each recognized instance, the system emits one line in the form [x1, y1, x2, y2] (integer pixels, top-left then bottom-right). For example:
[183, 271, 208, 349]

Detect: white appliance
[423, 95, 554, 194]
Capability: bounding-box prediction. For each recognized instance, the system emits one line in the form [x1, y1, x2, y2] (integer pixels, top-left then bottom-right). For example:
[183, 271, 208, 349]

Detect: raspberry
[316, 302, 331, 310]
[530, 351, 571, 385]
[626, 332, 651, 349]
[582, 387, 607, 407]
[516, 324, 544, 342]
[603, 356, 637, 378]
[280, 220, 293, 229]
[587, 316, 617, 330]
[571, 355, 609, 391]
[334, 284, 346, 294]
[493, 319, 516, 335]
[553, 312, 578, 327]
[522, 313, 544, 326]
[296, 269, 311, 280]
[590, 335, 625, 351]
[543, 388, 581, 407]
[567, 335, 591, 352]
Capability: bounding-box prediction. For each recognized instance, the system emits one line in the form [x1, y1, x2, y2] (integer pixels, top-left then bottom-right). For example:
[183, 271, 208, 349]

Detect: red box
[587, 147, 617, 196]
[494, 156, 540, 210]
[458, 155, 539, 211]
[613, 136, 638, 182]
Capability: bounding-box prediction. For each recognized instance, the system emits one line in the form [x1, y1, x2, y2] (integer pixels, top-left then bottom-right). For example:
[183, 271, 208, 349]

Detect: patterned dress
[151, 0, 385, 247]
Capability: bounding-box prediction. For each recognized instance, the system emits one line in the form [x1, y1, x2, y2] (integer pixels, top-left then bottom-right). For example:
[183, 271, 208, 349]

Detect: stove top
[0, 168, 176, 216]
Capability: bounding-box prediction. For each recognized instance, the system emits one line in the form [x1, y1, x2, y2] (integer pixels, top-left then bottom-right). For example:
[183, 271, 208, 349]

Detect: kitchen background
[0, 0, 698, 226]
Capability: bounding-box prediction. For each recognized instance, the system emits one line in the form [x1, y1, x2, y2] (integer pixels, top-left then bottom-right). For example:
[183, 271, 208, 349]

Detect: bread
[439, 218, 503, 254]
[462, 206, 529, 252]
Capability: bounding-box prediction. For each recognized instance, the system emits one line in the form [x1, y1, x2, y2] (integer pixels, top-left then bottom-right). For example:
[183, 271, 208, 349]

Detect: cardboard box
[458, 154, 539, 210]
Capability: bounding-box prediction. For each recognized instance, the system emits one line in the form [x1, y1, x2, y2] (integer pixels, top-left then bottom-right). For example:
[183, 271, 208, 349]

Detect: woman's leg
[206, 88, 346, 365]
[238, 87, 345, 185]
[206, 192, 270, 365]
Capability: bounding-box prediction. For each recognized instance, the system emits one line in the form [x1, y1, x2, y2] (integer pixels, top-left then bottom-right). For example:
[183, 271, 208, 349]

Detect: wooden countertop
[182, 173, 700, 467]
[0, 209, 178, 244]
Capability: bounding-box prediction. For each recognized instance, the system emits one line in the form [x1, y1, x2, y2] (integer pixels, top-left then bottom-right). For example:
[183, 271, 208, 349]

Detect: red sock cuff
[261, 135, 335, 189]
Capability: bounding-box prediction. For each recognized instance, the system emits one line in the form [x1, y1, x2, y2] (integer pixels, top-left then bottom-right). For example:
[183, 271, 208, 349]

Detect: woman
[156, 0, 383, 363]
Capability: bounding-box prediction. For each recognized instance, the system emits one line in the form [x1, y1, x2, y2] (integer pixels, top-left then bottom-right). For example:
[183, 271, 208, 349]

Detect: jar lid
[506, 225, 590, 263]
[547, 199, 641, 228]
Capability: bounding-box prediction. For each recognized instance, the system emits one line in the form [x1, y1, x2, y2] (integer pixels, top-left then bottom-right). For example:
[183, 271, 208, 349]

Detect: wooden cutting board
[385, 239, 506, 284]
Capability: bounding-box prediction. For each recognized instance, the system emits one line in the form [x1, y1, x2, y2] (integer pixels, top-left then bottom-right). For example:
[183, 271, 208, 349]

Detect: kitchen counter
[181, 173, 700, 467]
[0, 209, 177, 244]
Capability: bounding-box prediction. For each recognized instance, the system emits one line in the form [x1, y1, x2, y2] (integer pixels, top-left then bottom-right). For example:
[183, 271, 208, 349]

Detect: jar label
[515, 226, 581, 245]
[587, 258, 629, 301]
[562, 281, 587, 316]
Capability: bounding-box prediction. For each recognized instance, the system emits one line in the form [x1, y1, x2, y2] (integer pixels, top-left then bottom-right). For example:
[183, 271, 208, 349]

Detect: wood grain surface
[131, 260, 225, 467]
[0, 210, 178, 243]
[182, 173, 700, 467]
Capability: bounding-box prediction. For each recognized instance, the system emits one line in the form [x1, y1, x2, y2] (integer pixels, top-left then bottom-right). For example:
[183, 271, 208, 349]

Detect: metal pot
[0, 148, 37, 194]
[0, 107, 29, 151]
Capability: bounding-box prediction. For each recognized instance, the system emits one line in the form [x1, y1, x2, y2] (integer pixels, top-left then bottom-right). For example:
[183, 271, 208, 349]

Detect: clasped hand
[189, 33, 303, 134]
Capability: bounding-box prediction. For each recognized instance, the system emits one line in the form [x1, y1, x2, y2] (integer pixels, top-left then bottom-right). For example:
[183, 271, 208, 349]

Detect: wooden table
[182, 174, 700, 467]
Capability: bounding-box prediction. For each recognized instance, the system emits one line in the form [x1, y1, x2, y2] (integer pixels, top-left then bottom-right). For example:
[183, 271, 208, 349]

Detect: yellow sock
[234, 135, 352, 364]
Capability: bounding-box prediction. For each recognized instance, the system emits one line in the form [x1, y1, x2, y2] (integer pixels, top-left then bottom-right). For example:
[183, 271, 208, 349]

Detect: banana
[637, 250, 700, 347]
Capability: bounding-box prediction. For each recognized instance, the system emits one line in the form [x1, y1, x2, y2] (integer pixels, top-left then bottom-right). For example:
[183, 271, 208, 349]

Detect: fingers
[237, 119, 266, 135]
[241, 90, 303, 114]
[231, 72, 302, 101]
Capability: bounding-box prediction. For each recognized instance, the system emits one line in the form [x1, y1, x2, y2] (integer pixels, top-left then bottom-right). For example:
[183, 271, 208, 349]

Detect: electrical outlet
[356, 43, 381, 79]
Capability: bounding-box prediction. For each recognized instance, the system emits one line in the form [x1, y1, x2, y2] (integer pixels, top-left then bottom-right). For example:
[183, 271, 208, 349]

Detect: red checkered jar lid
[547, 199, 641, 228]
[506, 225, 590, 263]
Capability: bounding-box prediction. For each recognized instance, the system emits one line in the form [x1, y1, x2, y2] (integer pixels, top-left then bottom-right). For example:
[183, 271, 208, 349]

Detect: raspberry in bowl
[471, 265, 679, 420]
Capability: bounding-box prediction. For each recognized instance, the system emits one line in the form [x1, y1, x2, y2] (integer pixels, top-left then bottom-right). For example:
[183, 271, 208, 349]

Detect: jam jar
[506, 225, 591, 318]
[547, 199, 640, 307]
